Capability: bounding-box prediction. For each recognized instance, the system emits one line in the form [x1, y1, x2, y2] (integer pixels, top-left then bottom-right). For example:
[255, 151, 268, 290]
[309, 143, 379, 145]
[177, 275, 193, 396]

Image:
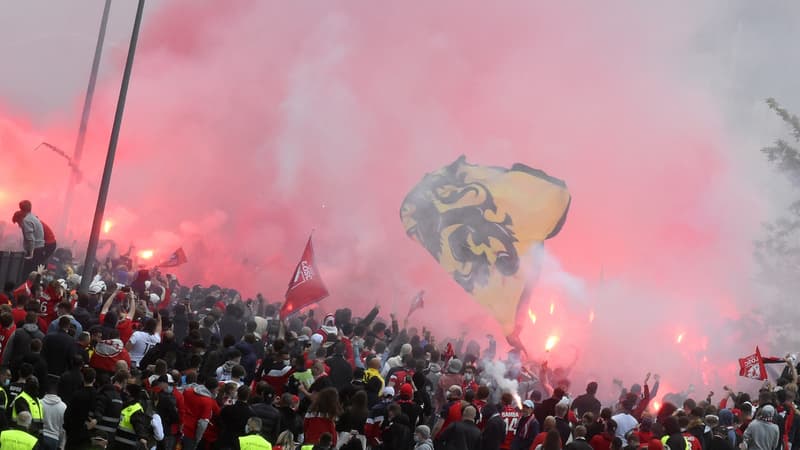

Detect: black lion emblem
[400, 156, 520, 293]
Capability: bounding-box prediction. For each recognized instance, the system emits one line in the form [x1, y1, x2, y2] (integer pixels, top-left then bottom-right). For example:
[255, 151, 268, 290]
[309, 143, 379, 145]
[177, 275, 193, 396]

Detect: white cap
[150, 293, 161, 304]
[88, 281, 106, 295]
[382, 386, 395, 397]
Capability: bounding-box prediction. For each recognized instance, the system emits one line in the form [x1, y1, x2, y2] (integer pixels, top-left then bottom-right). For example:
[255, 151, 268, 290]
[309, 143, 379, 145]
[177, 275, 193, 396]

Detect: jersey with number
[128, 331, 161, 368]
[38, 289, 60, 324]
[500, 405, 521, 450]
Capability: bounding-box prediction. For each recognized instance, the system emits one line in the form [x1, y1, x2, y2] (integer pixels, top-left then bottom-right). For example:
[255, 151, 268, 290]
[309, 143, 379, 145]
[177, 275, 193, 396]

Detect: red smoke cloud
[1, 2, 762, 393]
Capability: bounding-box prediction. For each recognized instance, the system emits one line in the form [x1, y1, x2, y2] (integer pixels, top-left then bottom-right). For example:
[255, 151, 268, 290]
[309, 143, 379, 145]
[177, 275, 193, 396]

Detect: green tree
[755, 98, 800, 347]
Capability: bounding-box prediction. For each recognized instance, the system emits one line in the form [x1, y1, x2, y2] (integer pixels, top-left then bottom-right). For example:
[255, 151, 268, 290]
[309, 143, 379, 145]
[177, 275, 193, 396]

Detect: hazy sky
[0, 1, 161, 122]
[3, 1, 800, 392]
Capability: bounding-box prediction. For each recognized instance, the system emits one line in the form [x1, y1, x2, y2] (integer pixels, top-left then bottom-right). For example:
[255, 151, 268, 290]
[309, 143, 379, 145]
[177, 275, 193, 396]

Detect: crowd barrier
[0, 251, 26, 288]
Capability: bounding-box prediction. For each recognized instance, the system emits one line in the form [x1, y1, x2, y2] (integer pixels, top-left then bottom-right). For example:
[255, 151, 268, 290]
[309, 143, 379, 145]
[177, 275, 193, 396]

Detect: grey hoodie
[42, 393, 67, 440]
[415, 438, 434, 450]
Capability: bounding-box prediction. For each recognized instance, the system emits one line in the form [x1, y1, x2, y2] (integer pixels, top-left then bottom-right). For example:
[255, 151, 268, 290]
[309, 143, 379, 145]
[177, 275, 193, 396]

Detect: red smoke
[0, 2, 761, 394]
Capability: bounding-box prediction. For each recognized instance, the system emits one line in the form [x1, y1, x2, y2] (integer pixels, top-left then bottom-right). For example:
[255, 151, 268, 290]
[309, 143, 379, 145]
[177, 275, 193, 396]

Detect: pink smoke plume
[0, 2, 765, 395]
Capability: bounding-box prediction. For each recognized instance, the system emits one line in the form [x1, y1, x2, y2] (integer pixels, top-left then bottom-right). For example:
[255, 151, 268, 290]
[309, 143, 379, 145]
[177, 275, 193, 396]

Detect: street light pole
[80, 0, 146, 293]
[60, 0, 112, 239]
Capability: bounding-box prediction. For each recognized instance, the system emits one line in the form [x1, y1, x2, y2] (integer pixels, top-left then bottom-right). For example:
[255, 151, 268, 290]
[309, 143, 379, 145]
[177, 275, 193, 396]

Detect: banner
[280, 236, 329, 319]
[400, 156, 570, 339]
[157, 248, 188, 268]
[739, 347, 768, 380]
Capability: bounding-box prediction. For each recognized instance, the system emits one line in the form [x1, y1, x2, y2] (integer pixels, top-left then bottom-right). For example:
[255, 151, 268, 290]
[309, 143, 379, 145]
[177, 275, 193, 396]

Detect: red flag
[406, 290, 425, 319]
[739, 346, 767, 380]
[280, 236, 329, 319]
[157, 248, 188, 268]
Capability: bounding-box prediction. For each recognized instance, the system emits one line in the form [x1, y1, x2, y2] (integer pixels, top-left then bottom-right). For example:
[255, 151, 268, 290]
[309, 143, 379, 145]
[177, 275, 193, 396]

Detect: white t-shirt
[128, 331, 161, 366]
[612, 412, 638, 445]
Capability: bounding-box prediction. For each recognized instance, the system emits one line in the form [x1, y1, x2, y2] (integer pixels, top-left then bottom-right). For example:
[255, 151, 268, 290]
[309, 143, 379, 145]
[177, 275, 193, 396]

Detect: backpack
[156, 391, 179, 427]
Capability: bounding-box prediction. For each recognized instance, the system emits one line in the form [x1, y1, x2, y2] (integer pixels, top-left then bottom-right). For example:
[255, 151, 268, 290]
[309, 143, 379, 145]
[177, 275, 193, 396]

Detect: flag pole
[60, 0, 112, 239]
[80, 0, 146, 293]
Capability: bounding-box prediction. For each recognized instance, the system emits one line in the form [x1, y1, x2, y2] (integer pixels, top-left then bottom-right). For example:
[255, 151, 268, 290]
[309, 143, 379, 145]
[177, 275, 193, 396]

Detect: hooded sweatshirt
[90, 339, 132, 373]
[415, 437, 434, 450]
[42, 393, 67, 440]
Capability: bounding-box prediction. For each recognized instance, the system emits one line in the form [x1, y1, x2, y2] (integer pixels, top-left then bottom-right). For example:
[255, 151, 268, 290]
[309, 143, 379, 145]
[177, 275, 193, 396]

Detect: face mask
[414, 434, 423, 443]
[244, 425, 250, 434]
[165, 386, 173, 394]
[283, 360, 290, 366]
[2, 380, 8, 387]
[464, 374, 474, 381]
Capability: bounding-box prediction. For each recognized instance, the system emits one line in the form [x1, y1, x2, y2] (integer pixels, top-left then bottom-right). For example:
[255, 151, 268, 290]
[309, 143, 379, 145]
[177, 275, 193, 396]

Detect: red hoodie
[90, 339, 132, 373]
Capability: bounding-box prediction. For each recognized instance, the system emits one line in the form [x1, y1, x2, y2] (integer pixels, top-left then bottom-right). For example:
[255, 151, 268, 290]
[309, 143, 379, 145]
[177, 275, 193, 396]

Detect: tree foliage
[755, 98, 800, 347]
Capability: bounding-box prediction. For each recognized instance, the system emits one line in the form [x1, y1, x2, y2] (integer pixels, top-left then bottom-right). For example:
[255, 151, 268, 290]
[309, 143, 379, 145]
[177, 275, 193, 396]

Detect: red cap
[400, 383, 413, 399]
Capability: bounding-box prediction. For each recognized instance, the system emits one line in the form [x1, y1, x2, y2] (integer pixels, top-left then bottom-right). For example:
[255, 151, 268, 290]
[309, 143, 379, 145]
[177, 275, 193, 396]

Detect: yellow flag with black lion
[400, 156, 570, 355]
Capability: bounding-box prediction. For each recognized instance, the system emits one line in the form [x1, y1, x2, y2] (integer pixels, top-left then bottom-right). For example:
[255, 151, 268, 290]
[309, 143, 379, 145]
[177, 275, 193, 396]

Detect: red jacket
[303, 413, 337, 446]
[182, 386, 219, 441]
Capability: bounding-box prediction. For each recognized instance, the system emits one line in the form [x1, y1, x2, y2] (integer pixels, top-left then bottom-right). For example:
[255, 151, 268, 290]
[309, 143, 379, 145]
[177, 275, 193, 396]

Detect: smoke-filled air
[3, 1, 800, 408]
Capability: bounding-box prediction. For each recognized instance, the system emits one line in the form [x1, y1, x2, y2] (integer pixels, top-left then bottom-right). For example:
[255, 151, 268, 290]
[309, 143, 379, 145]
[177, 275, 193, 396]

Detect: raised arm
[100, 287, 120, 315]
[154, 310, 163, 335]
[125, 293, 136, 320]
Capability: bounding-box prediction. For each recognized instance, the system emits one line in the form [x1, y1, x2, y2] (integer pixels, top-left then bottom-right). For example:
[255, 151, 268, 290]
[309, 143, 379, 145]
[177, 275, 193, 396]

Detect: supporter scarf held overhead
[400, 156, 570, 352]
[280, 235, 329, 319]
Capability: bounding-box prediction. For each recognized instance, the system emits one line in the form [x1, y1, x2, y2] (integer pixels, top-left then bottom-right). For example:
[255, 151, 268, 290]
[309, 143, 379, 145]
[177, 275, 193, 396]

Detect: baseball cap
[523, 400, 535, 408]
[382, 386, 395, 397]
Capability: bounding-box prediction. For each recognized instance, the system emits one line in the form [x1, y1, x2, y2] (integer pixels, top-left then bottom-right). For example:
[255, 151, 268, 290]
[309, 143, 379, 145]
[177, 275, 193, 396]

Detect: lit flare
[545, 335, 559, 352]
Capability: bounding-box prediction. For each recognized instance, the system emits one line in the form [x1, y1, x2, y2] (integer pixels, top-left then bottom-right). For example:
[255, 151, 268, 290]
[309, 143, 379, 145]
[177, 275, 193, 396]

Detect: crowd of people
[0, 200, 797, 450]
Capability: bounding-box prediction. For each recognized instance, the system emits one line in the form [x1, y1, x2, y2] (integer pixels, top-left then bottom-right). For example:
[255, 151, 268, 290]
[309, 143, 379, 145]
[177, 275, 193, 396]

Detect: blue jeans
[41, 436, 59, 450]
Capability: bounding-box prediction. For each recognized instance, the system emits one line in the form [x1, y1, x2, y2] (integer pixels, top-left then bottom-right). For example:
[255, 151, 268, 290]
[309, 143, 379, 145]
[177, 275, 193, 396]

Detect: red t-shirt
[182, 387, 219, 440]
[38, 288, 61, 324]
[99, 313, 135, 344]
[500, 405, 521, 450]
[41, 222, 56, 245]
